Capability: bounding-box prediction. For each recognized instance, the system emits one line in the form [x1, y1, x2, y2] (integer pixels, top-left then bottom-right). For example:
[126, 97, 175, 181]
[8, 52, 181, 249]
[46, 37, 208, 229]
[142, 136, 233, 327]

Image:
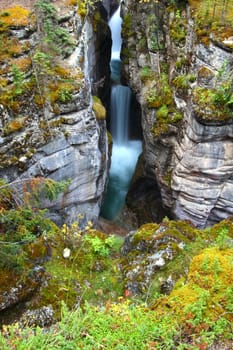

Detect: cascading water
[101, 5, 142, 220]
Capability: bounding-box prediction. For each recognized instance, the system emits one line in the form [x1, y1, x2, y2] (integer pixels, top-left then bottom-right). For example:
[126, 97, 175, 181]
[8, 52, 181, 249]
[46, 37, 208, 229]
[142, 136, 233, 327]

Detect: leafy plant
[11, 65, 26, 95]
[84, 234, 117, 257]
[216, 227, 231, 249]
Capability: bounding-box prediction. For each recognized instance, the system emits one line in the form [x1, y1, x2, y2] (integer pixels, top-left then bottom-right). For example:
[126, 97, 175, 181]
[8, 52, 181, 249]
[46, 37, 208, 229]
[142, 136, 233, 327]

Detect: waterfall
[108, 6, 122, 60]
[110, 85, 131, 144]
[101, 5, 142, 220]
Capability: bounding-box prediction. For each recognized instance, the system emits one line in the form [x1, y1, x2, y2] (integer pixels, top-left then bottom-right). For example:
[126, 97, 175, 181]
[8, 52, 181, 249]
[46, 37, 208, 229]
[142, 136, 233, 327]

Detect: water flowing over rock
[122, 0, 233, 228]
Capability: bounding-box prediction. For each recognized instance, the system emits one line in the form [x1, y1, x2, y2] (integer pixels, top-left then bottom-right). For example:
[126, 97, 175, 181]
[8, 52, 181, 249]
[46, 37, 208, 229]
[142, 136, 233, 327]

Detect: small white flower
[63, 247, 71, 259]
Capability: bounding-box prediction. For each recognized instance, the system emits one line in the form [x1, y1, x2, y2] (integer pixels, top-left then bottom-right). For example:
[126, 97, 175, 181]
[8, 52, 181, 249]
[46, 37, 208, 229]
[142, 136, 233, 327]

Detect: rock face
[0, 2, 111, 226]
[122, 0, 233, 228]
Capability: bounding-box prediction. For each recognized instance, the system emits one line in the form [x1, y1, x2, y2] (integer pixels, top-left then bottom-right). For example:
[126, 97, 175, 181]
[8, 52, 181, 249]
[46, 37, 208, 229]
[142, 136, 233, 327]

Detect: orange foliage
[14, 56, 32, 72]
[0, 6, 30, 29]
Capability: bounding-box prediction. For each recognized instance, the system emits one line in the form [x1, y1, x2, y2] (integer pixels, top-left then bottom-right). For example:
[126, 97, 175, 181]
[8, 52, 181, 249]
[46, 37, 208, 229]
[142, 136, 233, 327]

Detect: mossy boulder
[121, 218, 233, 300]
[121, 219, 199, 296]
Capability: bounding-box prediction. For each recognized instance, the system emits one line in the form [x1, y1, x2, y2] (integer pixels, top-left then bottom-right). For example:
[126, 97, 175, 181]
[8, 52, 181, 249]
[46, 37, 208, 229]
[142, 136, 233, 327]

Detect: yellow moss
[14, 56, 32, 72]
[54, 65, 73, 79]
[0, 6, 30, 30]
[92, 96, 106, 120]
[0, 36, 23, 64]
[66, 0, 78, 5]
[34, 94, 45, 108]
[0, 89, 20, 111]
[155, 246, 233, 322]
[77, 1, 87, 18]
[0, 77, 8, 88]
[49, 81, 77, 104]
[4, 117, 26, 135]
[188, 247, 233, 288]
[197, 66, 214, 78]
[107, 131, 113, 145]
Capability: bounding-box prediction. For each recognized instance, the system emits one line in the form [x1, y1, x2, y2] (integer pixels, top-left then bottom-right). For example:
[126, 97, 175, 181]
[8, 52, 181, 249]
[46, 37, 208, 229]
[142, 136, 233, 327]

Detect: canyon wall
[0, 1, 111, 226]
[122, 0, 233, 228]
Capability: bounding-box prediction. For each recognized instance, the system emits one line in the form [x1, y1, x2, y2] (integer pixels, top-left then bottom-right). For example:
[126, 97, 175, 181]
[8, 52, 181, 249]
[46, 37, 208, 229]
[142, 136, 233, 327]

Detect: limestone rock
[122, 0, 233, 228]
[0, 2, 110, 226]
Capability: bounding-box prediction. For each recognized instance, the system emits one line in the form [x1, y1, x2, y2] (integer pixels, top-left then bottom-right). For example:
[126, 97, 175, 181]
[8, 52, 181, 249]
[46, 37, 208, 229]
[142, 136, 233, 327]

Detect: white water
[110, 85, 131, 144]
[101, 6, 142, 220]
[108, 6, 122, 60]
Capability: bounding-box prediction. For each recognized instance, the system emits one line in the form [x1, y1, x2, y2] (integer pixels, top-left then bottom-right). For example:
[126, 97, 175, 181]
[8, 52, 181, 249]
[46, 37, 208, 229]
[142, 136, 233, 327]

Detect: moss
[3, 116, 27, 135]
[169, 10, 187, 44]
[122, 13, 134, 38]
[0, 6, 30, 31]
[32, 227, 124, 319]
[77, 1, 87, 18]
[14, 57, 32, 72]
[192, 86, 233, 121]
[146, 73, 173, 108]
[155, 245, 233, 328]
[93, 10, 102, 32]
[133, 223, 159, 244]
[139, 66, 154, 83]
[92, 96, 106, 120]
[197, 66, 215, 79]
[107, 131, 113, 145]
[172, 74, 196, 91]
[66, 0, 77, 6]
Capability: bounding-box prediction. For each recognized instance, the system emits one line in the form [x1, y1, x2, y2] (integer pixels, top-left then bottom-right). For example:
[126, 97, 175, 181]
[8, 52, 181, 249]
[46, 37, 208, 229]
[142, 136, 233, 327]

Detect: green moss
[146, 73, 173, 108]
[169, 10, 187, 44]
[122, 13, 133, 38]
[133, 223, 159, 244]
[139, 66, 154, 82]
[32, 227, 124, 318]
[172, 73, 196, 92]
[192, 86, 233, 121]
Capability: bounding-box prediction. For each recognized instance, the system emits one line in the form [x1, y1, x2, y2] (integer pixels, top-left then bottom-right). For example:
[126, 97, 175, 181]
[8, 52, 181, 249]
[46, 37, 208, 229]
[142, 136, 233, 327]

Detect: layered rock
[0, 1, 111, 226]
[122, 0, 233, 227]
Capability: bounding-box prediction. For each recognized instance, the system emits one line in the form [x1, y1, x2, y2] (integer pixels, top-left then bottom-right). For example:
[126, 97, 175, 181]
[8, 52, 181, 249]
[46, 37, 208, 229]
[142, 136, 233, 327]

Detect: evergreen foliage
[0, 177, 69, 272]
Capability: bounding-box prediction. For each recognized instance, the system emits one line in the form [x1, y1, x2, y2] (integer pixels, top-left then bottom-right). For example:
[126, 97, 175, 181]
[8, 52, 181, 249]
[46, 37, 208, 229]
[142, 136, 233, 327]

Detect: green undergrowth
[0, 215, 232, 348]
[0, 180, 233, 348]
[31, 222, 124, 318]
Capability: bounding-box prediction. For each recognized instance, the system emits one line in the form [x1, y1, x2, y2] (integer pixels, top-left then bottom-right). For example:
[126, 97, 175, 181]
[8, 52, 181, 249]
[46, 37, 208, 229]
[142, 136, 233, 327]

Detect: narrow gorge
[0, 1, 232, 348]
